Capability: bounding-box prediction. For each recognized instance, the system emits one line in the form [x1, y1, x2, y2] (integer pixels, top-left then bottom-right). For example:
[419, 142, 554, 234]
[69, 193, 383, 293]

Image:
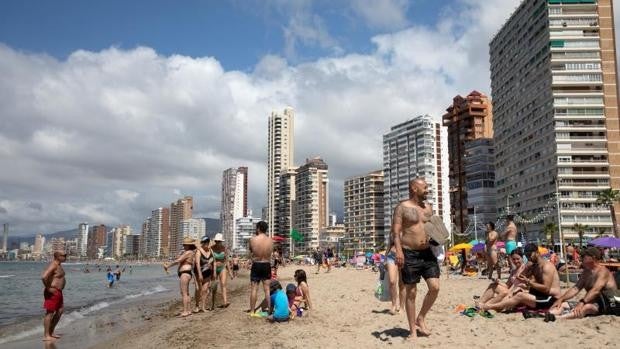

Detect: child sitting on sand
[294, 269, 312, 310]
[286, 283, 301, 317]
[267, 280, 290, 322]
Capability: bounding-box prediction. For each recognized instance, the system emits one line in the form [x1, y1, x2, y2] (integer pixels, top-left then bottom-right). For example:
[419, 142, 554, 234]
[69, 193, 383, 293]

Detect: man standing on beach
[41, 251, 67, 342]
[393, 178, 440, 340]
[249, 221, 273, 316]
[503, 215, 518, 270]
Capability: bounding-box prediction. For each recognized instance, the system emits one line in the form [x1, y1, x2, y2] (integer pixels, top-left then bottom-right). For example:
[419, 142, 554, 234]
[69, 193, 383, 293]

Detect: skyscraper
[112, 225, 132, 258]
[383, 114, 450, 231]
[148, 207, 170, 258]
[277, 166, 297, 253]
[343, 170, 385, 254]
[294, 157, 329, 251]
[2, 223, 7, 252]
[442, 91, 494, 234]
[87, 224, 106, 259]
[221, 167, 248, 250]
[490, 0, 619, 239]
[33, 233, 45, 259]
[267, 107, 295, 236]
[181, 218, 206, 241]
[78, 223, 89, 257]
[169, 196, 193, 257]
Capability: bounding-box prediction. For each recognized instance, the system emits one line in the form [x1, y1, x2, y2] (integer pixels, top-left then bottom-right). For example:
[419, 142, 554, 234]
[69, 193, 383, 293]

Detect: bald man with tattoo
[392, 178, 440, 341]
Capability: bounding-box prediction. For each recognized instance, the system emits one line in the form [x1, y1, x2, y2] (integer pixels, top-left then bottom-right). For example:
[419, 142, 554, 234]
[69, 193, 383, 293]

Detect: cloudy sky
[1, 0, 617, 237]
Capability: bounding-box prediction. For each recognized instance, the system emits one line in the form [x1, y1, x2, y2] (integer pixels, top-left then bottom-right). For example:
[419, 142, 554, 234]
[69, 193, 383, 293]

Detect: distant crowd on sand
[163, 222, 312, 322]
[382, 177, 619, 341]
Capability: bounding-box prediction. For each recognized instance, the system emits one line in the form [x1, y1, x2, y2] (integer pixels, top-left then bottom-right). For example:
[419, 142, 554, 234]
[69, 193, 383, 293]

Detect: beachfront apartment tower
[383, 114, 451, 235]
[267, 107, 295, 236]
[464, 138, 497, 240]
[221, 167, 248, 250]
[112, 225, 132, 258]
[490, 0, 620, 240]
[343, 170, 385, 254]
[277, 167, 298, 254]
[169, 196, 193, 258]
[2, 223, 7, 252]
[145, 208, 169, 258]
[77, 223, 88, 257]
[442, 91, 494, 235]
[294, 157, 329, 252]
[181, 218, 206, 242]
[235, 216, 260, 255]
[87, 224, 106, 259]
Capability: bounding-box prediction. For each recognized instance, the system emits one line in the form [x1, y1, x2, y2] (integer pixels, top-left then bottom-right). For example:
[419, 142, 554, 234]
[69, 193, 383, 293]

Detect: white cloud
[14, 0, 615, 237]
[350, 0, 409, 30]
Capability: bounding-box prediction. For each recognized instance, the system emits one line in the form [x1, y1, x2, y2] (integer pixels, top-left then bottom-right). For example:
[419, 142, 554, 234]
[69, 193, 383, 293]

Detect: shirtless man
[480, 243, 562, 313]
[393, 178, 439, 340]
[503, 215, 518, 271]
[249, 221, 273, 316]
[231, 254, 240, 279]
[41, 251, 67, 341]
[485, 222, 500, 280]
[546, 247, 619, 321]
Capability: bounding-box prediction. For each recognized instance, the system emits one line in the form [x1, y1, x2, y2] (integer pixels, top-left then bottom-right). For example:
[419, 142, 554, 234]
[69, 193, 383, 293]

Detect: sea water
[0, 261, 179, 344]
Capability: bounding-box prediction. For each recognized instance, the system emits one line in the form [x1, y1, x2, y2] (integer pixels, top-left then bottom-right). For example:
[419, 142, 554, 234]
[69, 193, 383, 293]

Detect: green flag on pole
[291, 229, 302, 242]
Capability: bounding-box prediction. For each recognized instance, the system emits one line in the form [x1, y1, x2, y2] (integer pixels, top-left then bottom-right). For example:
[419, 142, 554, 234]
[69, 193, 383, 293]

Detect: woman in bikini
[294, 269, 312, 310]
[164, 237, 197, 317]
[477, 248, 527, 308]
[212, 233, 232, 308]
[385, 239, 406, 315]
[195, 236, 215, 312]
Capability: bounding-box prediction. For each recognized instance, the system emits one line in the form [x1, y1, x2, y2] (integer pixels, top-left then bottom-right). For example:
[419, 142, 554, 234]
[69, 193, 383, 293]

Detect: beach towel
[424, 215, 450, 245]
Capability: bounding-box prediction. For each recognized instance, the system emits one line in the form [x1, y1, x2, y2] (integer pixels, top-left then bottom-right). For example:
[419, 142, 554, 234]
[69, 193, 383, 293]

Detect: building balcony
[557, 171, 610, 178]
[556, 147, 607, 155]
[555, 135, 607, 141]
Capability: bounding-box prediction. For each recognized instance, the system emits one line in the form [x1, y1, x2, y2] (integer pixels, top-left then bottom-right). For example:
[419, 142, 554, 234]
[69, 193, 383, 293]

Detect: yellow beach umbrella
[449, 243, 473, 252]
[538, 247, 549, 255]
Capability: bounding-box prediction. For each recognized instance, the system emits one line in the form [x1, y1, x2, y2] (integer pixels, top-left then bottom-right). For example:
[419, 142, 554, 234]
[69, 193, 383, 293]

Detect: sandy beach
[80, 265, 620, 349]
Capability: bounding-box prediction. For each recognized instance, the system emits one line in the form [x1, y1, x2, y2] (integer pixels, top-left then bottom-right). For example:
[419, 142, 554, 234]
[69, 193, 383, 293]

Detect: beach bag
[375, 272, 391, 302]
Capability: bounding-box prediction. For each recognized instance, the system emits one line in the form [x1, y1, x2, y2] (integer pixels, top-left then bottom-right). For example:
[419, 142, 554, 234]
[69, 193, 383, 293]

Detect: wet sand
[88, 265, 619, 349]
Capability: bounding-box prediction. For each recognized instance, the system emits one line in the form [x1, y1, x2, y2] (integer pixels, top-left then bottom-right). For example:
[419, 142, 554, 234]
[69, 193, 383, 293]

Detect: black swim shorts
[533, 294, 557, 310]
[595, 291, 620, 316]
[250, 261, 271, 282]
[400, 248, 440, 284]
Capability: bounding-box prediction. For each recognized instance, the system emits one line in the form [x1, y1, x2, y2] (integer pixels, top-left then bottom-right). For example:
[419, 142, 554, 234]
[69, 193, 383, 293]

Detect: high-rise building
[464, 139, 497, 239]
[51, 237, 66, 253]
[490, 0, 619, 239]
[442, 91, 494, 234]
[77, 223, 88, 257]
[221, 167, 248, 250]
[234, 216, 260, 255]
[125, 234, 141, 257]
[277, 167, 297, 254]
[383, 114, 450, 232]
[169, 196, 193, 257]
[181, 218, 206, 241]
[112, 225, 132, 258]
[344, 170, 385, 254]
[320, 224, 345, 250]
[2, 223, 7, 252]
[65, 238, 79, 257]
[147, 207, 170, 258]
[294, 157, 329, 251]
[87, 225, 107, 259]
[267, 107, 295, 236]
[140, 218, 150, 257]
[33, 233, 45, 258]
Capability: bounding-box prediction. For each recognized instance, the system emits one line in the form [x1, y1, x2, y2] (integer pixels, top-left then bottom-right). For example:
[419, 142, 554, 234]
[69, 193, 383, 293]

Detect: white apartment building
[78, 223, 88, 257]
[277, 167, 297, 254]
[490, 0, 619, 239]
[181, 218, 206, 241]
[112, 225, 132, 258]
[221, 167, 248, 248]
[344, 170, 385, 254]
[294, 157, 329, 252]
[234, 216, 259, 255]
[267, 107, 295, 236]
[383, 114, 451, 234]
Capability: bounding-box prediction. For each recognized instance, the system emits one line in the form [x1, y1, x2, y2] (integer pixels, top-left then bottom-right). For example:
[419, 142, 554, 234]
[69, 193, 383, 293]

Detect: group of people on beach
[162, 221, 312, 322]
[384, 177, 619, 341]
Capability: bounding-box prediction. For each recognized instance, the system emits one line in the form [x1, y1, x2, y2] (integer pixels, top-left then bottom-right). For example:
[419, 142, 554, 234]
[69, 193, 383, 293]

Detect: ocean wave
[124, 284, 168, 299]
[0, 274, 15, 278]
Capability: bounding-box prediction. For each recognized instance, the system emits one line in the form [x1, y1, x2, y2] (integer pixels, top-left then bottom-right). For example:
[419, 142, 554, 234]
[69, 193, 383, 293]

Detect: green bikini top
[213, 251, 226, 261]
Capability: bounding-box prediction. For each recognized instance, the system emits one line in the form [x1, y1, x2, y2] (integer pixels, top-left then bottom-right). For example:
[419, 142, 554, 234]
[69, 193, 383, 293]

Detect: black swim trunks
[530, 289, 557, 309]
[233, 264, 239, 271]
[250, 261, 271, 282]
[595, 290, 620, 316]
[400, 248, 440, 284]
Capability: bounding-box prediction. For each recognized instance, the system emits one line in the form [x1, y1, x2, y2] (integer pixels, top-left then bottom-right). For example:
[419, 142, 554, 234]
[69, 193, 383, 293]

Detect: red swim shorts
[43, 289, 63, 312]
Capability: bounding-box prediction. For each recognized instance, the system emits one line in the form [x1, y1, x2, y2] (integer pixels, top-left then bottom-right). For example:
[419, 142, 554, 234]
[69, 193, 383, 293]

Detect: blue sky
[0, 0, 446, 70]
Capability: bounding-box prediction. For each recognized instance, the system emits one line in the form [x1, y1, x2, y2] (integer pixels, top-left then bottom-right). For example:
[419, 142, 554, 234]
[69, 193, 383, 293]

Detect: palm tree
[543, 223, 558, 247]
[596, 189, 620, 238]
[596, 227, 607, 238]
[572, 223, 589, 248]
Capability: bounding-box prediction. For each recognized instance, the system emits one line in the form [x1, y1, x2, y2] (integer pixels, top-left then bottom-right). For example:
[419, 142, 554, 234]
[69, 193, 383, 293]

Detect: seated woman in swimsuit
[195, 236, 215, 312]
[164, 237, 196, 317]
[294, 269, 312, 310]
[477, 249, 527, 308]
[211, 234, 232, 308]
